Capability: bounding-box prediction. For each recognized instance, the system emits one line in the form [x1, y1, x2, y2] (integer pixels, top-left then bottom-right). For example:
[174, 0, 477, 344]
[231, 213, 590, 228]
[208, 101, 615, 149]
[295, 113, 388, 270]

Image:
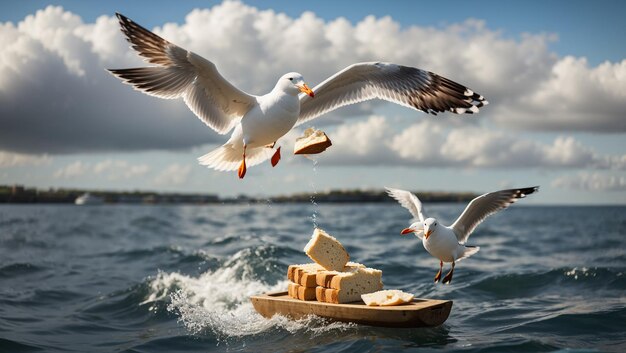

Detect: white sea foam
[142, 248, 355, 339]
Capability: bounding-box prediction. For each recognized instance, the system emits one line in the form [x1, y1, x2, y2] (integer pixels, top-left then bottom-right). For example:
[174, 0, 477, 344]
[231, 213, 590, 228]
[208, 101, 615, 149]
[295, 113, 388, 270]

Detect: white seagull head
[401, 218, 438, 240]
[400, 221, 424, 238]
[423, 218, 439, 240]
[277, 72, 314, 97]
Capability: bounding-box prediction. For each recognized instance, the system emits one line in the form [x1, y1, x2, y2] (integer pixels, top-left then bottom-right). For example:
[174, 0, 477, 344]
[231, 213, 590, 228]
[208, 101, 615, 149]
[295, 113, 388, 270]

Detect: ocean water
[0, 203, 624, 352]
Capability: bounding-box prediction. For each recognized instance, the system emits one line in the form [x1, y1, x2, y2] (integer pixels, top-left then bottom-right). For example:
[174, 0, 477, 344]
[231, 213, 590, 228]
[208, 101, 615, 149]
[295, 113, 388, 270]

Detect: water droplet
[309, 158, 319, 227]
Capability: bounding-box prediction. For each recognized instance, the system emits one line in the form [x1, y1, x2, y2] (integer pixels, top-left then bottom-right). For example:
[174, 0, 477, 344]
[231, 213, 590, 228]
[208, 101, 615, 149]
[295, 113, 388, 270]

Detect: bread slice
[315, 267, 383, 304]
[294, 266, 319, 287]
[288, 262, 365, 287]
[315, 283, 383, 304]
[287, 263, 324, 284]
[294, 128, 332, 155]
[303, 228, 349, 271]
[361, 290, 415, 306]
[315, 286, 328, 303]
[315, 263, 366, 287]
[316, 267, 382, 291]
[288, 282, 316, 301]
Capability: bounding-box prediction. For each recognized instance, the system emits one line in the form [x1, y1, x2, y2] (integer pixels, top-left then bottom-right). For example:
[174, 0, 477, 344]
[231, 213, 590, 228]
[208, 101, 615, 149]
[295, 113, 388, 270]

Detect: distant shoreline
[1, 184, 477, 205]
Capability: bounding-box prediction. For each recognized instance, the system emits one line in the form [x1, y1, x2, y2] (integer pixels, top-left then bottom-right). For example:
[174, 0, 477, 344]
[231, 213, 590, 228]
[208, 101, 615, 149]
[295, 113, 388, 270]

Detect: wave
[0, 337, 44, 352]
[0, 263, 45, 278]
[0, 217, 38, 227]
[129, 215, 176, 231]
[466, 267, 626, 299]
[141, 246, 355, 341]
[94, 245, 217, 263]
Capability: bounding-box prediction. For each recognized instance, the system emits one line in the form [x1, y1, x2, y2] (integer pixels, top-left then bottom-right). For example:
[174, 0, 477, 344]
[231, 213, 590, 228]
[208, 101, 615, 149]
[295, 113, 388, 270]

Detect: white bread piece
[331, 267, 383, 293]
[288, 282, 296, 298]
[288, 282, 316, 301]
[315, 267, 384, 304]
[293, 128, 332, 155]
[361, 290, 415, 306]
[315, 281, 383, 304]
[303, 228, 349, 271]
[315, 262, 365, 287]
[294, 267, 318, 287]
[315, 286, 328, 302]
[317, 266, 382, 290]
[287, 263, 324, 285]
[291, 262, 364, 287]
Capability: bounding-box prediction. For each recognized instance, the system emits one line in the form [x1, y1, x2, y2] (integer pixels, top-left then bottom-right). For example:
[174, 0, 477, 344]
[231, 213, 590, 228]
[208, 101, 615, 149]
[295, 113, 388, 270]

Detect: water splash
[141, 247, 354, 341]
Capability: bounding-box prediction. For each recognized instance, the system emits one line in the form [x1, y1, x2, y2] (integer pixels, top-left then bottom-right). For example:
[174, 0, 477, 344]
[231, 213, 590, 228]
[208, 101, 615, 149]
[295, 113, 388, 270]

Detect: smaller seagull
[386, 186, 539, 284]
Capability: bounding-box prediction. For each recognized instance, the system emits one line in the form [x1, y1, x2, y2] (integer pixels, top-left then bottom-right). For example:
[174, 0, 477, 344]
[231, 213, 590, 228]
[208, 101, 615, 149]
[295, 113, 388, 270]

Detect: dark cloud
[0, 40, 220, 154]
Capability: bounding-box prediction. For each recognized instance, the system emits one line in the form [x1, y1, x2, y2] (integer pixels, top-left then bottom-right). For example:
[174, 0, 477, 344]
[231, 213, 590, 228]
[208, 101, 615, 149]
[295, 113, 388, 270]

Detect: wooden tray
[250, 291, 452, 328]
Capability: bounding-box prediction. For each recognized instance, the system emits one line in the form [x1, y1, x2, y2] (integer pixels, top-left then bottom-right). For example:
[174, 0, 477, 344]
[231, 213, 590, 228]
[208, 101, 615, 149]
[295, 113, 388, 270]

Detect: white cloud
[152, 163, 192, 186]
[492, 57, 626, 132]
[389, 120, 448, 165]
[0, 151, 51, 168]
[321, 115, 398, 165]
[0, 6, 218, 154]
[93, 159, 150, 180]
[319, 116, 626, 170]
[551, 172, 626, 191]
[0, 1, 624, 158]
[53, 159, 150, 179]
[282, 173, 298, 184]
[53, 161, 89, 178]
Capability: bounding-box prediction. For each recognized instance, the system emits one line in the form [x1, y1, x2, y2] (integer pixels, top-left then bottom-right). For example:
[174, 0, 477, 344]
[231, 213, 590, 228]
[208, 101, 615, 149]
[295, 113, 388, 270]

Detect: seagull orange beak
[298, 83, 314, 97]
[400, 228, 413, 235]
[424, 229, 433, 240]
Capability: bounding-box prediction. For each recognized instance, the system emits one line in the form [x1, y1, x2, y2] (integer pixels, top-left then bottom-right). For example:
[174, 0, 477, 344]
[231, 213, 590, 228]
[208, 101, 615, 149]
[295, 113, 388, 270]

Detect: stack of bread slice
[287, 262, 366, 301]
[286, 228, 383, 304]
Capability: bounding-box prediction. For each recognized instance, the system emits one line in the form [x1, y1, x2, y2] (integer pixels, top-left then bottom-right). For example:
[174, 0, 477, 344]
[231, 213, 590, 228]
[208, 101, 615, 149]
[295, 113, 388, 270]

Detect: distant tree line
[0, 185, 477, 204]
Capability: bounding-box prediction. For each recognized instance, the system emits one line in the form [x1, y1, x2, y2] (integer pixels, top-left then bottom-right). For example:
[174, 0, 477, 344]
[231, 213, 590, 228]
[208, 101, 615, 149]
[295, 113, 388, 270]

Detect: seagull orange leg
[434, 260, 443, 283]
[271, 146, 281, 167]
[238, 145, 247, 179]
[442, 261, 455, 284]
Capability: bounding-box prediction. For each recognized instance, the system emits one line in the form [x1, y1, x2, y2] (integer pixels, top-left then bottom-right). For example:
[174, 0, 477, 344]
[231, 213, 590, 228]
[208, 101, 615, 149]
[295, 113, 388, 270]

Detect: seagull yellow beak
[400, 228, 413, 235]
[424, 229, 433, 239]
[298, 83, 314, 97]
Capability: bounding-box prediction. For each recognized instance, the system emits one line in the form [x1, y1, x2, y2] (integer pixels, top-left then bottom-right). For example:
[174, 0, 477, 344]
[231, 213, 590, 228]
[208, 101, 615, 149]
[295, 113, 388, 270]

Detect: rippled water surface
[1, 203, 625, 352]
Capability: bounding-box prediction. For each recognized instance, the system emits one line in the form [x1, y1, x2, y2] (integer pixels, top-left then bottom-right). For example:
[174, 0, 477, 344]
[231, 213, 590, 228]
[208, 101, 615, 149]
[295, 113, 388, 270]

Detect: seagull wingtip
[384, 186, 397, 193]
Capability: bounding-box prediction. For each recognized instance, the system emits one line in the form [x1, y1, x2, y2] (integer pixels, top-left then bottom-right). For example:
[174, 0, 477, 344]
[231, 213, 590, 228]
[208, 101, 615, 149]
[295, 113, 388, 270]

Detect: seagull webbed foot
[434, 260, 443, 283]
[238, 160, 247, 179]
[271, 146, 281, 167]
[238, 146, 247, 179]
[442, 261, 455, 284]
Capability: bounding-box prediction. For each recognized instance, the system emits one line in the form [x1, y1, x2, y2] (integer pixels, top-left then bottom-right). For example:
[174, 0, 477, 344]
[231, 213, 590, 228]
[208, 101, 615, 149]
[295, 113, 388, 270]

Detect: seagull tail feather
[457, 245, 480, 262]
[197, 144, 274, 172]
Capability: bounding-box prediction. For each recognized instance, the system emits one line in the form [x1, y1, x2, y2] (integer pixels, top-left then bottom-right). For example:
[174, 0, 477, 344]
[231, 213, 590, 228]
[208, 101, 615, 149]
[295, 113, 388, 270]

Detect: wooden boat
[250, 291, 452, 328]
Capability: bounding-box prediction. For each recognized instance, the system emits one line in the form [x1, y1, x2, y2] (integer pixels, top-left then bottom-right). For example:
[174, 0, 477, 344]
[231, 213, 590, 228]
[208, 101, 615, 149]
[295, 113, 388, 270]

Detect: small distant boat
[250, 291, 452, 328]
[74, 193, 104, 205]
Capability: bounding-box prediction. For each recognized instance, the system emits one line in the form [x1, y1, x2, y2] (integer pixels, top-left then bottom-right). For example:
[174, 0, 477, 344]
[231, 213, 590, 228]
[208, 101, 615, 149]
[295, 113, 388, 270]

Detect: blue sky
[4, 0, 625, 65]
[1, 1, 625, 204]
